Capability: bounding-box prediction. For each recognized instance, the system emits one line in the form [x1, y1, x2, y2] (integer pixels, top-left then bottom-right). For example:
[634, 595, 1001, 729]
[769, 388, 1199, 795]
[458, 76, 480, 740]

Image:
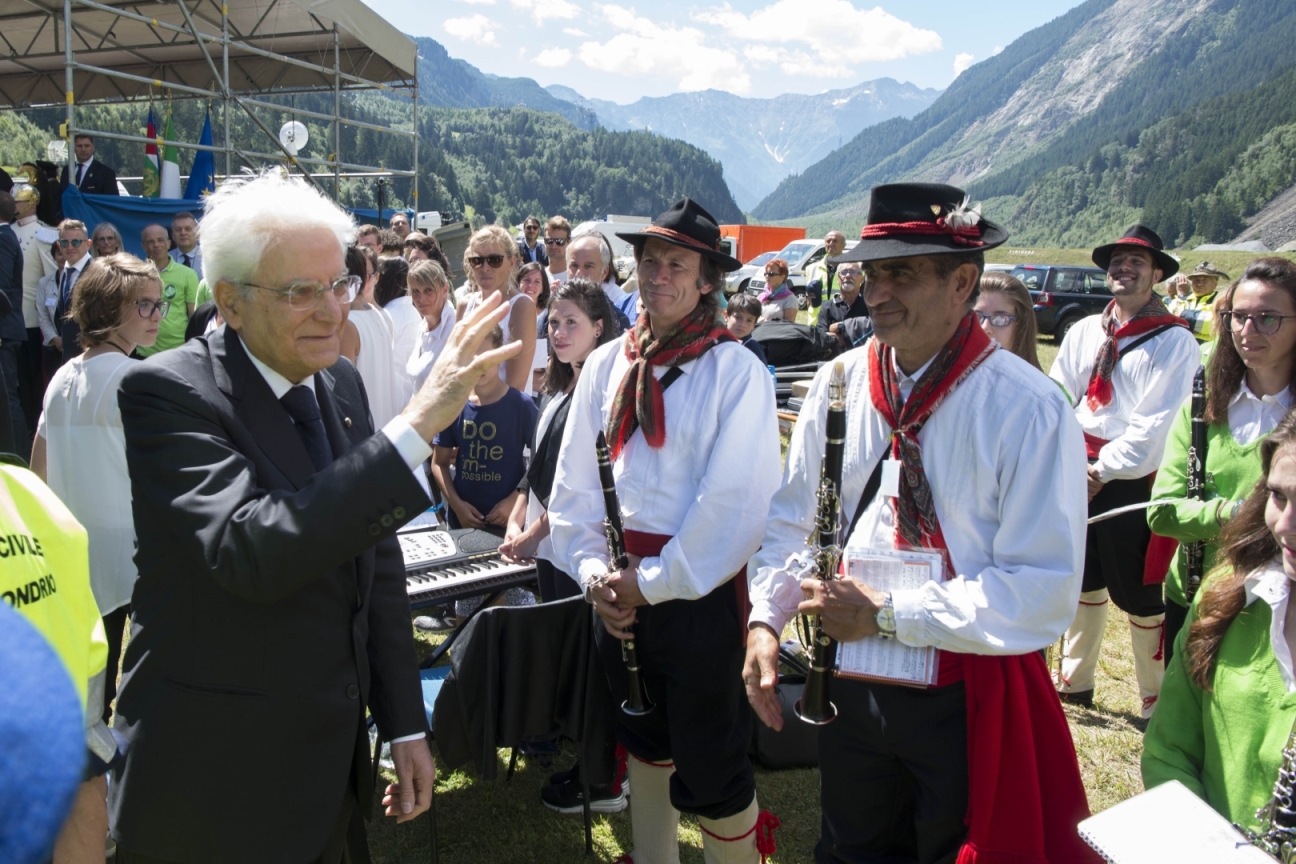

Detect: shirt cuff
[382, 415, 433, 469]
[577, 557, 610, 595]
[891, 588, 928, 648]
[636, 555, 672, 605]
[389, 732, 426, 745]
[748, 601, 790, 637]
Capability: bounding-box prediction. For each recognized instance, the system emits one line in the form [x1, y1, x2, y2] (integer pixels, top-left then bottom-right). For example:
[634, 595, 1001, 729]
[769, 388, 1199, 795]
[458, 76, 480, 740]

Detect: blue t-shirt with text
[434, 387, 538, 526]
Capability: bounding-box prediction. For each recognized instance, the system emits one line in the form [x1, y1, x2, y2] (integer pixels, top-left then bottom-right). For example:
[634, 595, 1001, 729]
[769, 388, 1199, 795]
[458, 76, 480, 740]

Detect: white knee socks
[626, 756, 680, 864]
[1128, 613, 1166, 718]
[699, 797, 762, 864]
[1059, 589, 1109, 694]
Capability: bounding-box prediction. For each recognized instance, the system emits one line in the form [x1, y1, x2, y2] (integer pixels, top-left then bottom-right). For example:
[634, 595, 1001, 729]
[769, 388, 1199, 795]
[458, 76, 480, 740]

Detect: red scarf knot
[1084, 296, 1188, 411]
[859, 217, 985, 248]
[605, 303, 734, 460]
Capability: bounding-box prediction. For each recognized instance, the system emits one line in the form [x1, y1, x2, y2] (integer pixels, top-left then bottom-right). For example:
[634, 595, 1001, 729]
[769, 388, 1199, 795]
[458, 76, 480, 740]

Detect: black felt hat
[616, 198, 743, 272]
[832, 183, 1008, 265]
[1092, 225, 1179, 279]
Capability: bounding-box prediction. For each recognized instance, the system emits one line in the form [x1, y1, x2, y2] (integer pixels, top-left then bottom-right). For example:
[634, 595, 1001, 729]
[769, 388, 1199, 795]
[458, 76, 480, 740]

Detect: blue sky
[367, 1, 1084, 103]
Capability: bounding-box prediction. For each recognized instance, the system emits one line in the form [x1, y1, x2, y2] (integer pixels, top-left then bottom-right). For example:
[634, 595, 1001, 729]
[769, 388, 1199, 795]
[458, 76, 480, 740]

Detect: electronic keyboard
[400, 527, 536, 609]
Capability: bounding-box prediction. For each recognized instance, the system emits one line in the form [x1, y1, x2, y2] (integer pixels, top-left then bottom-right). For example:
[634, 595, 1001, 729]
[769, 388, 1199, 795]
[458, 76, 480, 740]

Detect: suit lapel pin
[343, 417, 352, 428]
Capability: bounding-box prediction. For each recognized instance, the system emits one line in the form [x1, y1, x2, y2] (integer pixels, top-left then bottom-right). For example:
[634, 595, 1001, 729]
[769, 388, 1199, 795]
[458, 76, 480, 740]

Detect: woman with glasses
[974, 272, 1043, 370]
[1150, 257, 1296, 658]
[30, 252, 164, 725]
[456, 225, 536, 393]
[756, 257, 797, 322]
[91, 222, 122, 258]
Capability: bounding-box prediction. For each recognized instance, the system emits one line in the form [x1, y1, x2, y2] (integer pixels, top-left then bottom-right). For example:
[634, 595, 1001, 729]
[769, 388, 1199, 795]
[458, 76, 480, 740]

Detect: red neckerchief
[605, 303, 733, 460]
[1084, 296, 1187, 410]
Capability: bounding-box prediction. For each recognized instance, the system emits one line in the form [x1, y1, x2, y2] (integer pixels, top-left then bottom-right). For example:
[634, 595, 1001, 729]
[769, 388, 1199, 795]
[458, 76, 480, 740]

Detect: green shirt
[1149, 399, 1266, 607]
[137, 258, 199, 356]
[195, 279, 212, 307]
[1142, 568, 1296, 835]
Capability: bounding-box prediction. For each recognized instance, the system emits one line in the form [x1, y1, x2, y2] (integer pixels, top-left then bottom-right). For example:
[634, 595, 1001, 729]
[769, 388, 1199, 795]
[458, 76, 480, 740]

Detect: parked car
[726, 251, 778, 294]
[746, 238, 859, 299]
[1016, 264, 1111, 342]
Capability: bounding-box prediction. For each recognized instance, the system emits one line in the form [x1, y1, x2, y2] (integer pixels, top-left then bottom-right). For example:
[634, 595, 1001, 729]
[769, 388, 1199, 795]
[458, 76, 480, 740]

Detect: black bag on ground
[750, 645, 819, 769]
[751, 320, 834, 367]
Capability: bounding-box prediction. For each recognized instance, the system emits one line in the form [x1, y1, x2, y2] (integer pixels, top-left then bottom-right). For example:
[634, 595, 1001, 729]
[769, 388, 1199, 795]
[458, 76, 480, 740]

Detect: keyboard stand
[420, 589, 504, 670]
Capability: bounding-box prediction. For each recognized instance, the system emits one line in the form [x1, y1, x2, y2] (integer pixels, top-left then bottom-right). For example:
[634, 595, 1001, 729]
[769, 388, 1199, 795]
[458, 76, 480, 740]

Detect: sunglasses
[58, 238, 86, 248]
[467, 254, 507, 269]
[976, 312, 1017, 328]
[543, 237, 568, 247]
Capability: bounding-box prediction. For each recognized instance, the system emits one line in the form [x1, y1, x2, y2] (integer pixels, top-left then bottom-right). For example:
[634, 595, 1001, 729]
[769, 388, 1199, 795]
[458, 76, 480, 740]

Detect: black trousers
[0, 341, 29, 454]
[1082, 477, 1165, 617]
[816, 679, 969, 864]
[102, 603, 131, 725]
[536, 558, 580, 603]
[1164, 598, 1189, 667]
[596, 579, 754, 820]
[16, 327, 45, 434]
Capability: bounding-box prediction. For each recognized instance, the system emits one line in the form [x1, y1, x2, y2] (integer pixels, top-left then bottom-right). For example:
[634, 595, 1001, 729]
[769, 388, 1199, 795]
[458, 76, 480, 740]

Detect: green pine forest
[10, 92, 743, 227]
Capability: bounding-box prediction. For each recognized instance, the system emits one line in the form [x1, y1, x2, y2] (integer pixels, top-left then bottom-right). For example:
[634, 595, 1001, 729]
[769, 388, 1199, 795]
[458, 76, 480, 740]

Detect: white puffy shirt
[749, 345, 1088, 655]
[1049, 314, 1199, 481]
[548, 336, 782, 604]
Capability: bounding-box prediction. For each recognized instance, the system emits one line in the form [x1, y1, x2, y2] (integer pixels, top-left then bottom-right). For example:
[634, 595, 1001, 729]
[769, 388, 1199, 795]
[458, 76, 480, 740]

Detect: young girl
[974, 272, 1042, 370]
[1150, 258, 1296, 659]
[518, 261, 551, 395]
[457, 225, 536, 393]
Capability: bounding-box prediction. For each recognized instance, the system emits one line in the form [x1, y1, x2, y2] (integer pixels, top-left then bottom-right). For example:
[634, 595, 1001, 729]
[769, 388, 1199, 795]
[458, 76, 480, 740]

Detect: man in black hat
[549, 198, 783, 864]
[746, 183, 1096, 864]
[1050, 224, 1197, 719]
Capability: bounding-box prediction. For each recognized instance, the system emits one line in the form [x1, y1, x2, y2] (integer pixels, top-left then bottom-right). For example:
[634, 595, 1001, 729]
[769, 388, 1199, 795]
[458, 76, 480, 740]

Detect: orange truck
[719, 225, 806, 265]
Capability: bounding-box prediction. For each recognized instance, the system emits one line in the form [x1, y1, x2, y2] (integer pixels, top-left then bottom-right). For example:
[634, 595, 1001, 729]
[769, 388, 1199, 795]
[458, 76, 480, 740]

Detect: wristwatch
[875, 593, 897, 640]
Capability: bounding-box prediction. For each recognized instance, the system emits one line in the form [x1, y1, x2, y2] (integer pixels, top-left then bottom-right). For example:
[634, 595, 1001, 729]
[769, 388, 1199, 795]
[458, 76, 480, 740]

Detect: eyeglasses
[1223, 311, 1296, 336]
[136, 299, 170, 318]
[976, 312, 1017, 328]
[58, 238, 86, 248]
[543, 237, 568, 247]
[239, 275, 360, 311]
[763, 270, 783, 277]
[467, 254, 507, 269]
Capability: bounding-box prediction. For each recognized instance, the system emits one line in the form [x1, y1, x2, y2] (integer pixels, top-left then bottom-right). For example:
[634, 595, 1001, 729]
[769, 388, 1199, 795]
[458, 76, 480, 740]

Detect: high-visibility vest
[1178, 290, 1218, 343]
[0, 459, 106, 719]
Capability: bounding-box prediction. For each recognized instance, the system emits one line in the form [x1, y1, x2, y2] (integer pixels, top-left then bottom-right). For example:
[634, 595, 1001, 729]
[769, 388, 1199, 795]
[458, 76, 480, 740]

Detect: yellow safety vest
[0, 460, 106, 719]
[1179, 291, 1218, 343]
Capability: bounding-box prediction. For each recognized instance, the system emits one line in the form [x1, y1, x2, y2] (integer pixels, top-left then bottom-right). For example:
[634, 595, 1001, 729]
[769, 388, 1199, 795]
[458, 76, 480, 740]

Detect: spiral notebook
[1077, 780, 1273, 862]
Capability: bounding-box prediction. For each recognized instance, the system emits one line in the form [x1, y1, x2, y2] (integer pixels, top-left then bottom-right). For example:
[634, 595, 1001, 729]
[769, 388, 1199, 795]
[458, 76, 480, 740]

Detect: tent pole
[333, 25, 340, 202]
[223, 1, 231, 179]
[412, 83, 418, 223]
[63, 0, 74, 155]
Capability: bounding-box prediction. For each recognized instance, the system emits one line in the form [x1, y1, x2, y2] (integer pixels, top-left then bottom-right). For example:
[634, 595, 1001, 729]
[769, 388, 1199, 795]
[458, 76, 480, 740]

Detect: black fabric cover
[433, 596, 616, 786]
[751, 319, 834, 367]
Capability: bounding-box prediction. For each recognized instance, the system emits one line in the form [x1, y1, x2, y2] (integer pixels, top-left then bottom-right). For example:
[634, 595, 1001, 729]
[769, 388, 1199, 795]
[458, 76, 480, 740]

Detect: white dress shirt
[1229, 382, 1291, 447]
[1050, 314, 1199, 481]
[750, 345, 1088, 654]
[1245, 560, 1296, 692]
[406, 298, 456, 392]
[549, 336, 782, 604]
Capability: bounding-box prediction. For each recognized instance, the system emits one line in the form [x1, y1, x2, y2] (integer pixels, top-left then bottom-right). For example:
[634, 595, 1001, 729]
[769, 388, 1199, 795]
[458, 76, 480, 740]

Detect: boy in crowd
[725, 292, 768, 366]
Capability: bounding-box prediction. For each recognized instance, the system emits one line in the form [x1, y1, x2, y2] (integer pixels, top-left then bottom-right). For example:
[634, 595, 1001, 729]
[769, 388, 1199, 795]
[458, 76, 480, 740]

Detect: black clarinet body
[595, 430, 653, 716]
[1185, 365, 1208, 602]
[795, 362, 847, 726]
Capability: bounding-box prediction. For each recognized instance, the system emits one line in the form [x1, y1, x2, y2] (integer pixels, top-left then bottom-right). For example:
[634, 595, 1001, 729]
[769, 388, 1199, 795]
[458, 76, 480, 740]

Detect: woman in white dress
[339, 245, 408, 428]
[31, 252, 164, 724]
[406, 259, 456, 391]
[518, 261, 550, 395]
[455, 225, 536, 392]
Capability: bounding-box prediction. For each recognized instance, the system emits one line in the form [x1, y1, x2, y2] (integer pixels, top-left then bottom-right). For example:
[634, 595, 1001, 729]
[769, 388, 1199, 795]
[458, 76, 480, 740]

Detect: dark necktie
[280, 385, 334, 473]
[76, 163, 85, 186]
[182, 253, 191, 268]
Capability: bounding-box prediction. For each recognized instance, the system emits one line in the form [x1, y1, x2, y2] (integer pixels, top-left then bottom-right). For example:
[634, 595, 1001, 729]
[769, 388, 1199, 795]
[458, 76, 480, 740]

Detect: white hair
[570, 226, 613, 273]
[200, 169, 355, 290]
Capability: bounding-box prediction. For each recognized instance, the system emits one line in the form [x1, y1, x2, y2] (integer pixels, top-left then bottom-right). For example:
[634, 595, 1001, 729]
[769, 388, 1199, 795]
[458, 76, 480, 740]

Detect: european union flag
[183, 111, 216, 200]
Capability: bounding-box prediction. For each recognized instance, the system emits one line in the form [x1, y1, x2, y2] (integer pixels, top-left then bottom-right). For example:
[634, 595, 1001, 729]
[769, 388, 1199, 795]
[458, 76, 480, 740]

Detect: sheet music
[835, 547, 941, 687]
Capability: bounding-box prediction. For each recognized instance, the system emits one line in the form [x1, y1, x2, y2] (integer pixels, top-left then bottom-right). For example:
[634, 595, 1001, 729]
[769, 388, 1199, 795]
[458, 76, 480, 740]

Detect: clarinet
[1185, 365, 1208, 602]
[1248, 723, 1296, 862]
[594, 430, 653, 717]
[794, 361, 847, 726]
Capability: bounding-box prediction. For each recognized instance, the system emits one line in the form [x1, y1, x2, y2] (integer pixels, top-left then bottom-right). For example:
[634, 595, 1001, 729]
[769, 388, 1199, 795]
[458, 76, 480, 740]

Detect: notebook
[834, 547, 941, 687]
[1077, 780, 1274, 862]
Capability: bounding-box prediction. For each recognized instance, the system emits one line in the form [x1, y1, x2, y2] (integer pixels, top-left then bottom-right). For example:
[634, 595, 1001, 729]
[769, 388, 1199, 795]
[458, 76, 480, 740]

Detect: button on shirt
[749, 347, 1088, 654]
[1229, 382, 1291, 447]
[549, 337, 782, 604]
[1049, 313, 1200, 481]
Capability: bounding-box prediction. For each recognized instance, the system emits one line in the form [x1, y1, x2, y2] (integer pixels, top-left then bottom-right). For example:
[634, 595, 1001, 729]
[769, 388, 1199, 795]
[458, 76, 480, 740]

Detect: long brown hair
[1184, 410, 1296, 689]
[1204, 257, 1296, 424]
[540, 278, 620, 395]
[978, 272, 1040, 370]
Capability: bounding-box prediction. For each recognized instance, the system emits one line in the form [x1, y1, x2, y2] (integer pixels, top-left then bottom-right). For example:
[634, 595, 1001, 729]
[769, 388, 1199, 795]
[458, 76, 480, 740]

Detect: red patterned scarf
[868, 312, 996, 553]
[1084, 295, 1187, 410]
[606, 303, 734, 460]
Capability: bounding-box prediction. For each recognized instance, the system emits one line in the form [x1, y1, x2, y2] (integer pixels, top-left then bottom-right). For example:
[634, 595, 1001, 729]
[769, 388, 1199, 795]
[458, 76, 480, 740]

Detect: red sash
[623, 529, 751, 647]
[1084, 433, 1178, 585]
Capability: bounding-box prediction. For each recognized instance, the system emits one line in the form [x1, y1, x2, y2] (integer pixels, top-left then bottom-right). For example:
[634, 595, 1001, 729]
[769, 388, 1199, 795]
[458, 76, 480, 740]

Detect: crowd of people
[7, 159, 1296, 864]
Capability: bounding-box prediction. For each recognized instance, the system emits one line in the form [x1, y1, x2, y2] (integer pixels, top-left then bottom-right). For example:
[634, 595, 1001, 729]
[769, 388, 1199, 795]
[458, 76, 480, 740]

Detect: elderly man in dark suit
[108, 170, 518, 864]
[60, 134, 119, 196]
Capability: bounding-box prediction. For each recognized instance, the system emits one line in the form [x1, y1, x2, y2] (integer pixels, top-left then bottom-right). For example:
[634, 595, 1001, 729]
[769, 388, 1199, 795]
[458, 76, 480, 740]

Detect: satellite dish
[47, 140, 68, 164]
[279, 121, 309, 157]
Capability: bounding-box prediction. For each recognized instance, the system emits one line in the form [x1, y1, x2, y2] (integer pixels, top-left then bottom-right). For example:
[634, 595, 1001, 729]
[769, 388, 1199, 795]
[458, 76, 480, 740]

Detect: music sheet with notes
[834, 547, 941, 688]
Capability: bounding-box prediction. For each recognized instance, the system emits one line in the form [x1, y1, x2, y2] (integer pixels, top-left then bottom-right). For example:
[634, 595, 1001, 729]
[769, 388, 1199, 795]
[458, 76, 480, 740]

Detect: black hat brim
[1092, 243, 1179, 280]
[829, 222, 1008, 265]
[616, 230, 744, 273]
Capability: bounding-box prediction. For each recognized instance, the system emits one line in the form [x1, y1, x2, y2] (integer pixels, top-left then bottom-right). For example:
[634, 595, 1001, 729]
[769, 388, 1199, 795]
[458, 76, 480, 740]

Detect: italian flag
[159, 108, 182, 199]
[142, 107, 160, 198]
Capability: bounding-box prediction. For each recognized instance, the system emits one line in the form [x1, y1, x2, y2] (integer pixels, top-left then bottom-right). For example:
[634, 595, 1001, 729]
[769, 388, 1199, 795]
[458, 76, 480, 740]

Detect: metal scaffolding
[0, 0, 418, 203]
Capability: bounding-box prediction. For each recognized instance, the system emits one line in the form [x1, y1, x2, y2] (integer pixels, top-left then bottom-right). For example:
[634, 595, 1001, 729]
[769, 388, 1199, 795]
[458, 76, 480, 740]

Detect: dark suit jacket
[109, 326, 430, 863]
[60, 158, 119, 196]
[0, 224, 24, 342]
[517, 238, 548, 267]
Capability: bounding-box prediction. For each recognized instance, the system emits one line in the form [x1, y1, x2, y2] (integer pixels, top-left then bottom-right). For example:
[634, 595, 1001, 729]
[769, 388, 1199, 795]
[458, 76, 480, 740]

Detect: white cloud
[509, 0, 579, 25]
[455, 0, 495, 5]
[580, 5, 751, 94]
[953, 52, 975, 76]
[695, 0, 941, 77]
[563, 27, 589, 36]
[992, 45, 1004, 55]
[535, 47, 574, 67]
[444, 14, 499, 45]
